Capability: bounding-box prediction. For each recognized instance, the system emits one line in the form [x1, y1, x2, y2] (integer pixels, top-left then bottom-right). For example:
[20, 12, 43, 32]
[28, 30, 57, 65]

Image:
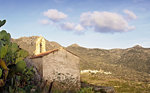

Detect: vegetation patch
[0, 19, 40, 93]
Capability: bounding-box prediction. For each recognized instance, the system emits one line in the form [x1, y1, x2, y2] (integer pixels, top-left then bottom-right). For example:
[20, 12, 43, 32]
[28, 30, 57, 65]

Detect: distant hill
[11, 36, 61, 55]
[66, 44, 150, 82]
[116, 45, 150, 74]
[12, 36, 150, 92]
[12, 36, 150, 82]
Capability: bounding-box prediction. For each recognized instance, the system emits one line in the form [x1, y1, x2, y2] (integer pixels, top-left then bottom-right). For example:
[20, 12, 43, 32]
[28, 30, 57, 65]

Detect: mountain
[11, 36, 61, 55]
[116, 45, 150, 74]
[66, 44, 150, 82]
[12, 36, 150, 81]
[12, 36, 150, 92]
[66, 44, 150, 92]
[69, 43, 80, 47]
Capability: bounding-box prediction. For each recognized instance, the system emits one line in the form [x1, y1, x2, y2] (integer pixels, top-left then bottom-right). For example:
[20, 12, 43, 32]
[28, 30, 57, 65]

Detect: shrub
[0, 19, 39, 93]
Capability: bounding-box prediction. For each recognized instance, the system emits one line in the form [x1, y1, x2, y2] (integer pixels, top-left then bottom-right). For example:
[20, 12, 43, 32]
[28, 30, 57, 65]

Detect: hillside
[12, 37, 150, 78]
[67, 44, 150, 72]
[12, 37, 150, 79]
[12, 37, 150, 92]
[11, 36, 61, 55]
[67, 44, 150, 92]
[66, 44, 150, 81]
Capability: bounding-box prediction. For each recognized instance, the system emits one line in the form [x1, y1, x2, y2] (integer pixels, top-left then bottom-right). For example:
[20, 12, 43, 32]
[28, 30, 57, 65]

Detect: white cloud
[43, 9, 67, 22]
[80, 11, 135, 33]
[123, 9, 137, 20]
[40, 19, 50, 25]
[80, 12, 93, 27]
[41, 9, 136, 34]
[60, 22, 75, 31]
[75, 24, 85, 31]
[60, 22, 85, 33]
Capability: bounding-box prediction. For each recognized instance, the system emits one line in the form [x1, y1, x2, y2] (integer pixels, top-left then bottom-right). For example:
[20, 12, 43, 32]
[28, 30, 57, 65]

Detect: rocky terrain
[11, 36, 61, 55]
[67, 44, 150, 92]
[67, 44, 150, 75]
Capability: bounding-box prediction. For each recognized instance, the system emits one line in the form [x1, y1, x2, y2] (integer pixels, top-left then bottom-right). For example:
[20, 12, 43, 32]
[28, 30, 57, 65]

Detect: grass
[81, 73, 150, 93]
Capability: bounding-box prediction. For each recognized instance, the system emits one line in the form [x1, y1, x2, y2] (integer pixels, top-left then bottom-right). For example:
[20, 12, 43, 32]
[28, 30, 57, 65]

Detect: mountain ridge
[12, 36, 150, 82]
[11, 36, 61, 55]
[66, 42, 150, 82]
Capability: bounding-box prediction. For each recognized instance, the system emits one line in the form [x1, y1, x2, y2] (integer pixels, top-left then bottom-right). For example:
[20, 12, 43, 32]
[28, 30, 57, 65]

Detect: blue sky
[0, 0, 150, 49]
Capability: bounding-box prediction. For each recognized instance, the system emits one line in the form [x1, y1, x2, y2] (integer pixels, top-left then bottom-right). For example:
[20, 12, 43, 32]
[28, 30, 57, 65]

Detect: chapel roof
[30, 47, 79, 59]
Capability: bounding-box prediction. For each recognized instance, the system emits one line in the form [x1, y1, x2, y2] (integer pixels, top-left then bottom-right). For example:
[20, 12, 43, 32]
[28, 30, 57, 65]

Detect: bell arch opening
[34, 36, 46, 55]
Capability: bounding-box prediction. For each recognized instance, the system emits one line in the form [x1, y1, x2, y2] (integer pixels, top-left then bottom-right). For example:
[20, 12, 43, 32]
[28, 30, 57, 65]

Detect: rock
[94, 86, 115, 93]
[81, 82, 115, 93]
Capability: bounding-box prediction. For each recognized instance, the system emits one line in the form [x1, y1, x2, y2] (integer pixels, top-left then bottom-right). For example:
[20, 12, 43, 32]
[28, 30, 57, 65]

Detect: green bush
[0, 19, 39, 93]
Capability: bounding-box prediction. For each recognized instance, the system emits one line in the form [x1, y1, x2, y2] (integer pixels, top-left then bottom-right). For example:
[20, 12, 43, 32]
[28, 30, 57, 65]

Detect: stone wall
[24, 58, 42, 81]
[27, 48, 80, 90]
[42, 48, 80, 90]
[30, 58, 43, 77]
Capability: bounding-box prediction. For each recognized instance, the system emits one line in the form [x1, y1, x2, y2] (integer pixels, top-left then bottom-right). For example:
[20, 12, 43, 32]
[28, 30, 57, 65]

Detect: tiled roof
[30, 48, 59, 59]
[30, 47, 79, 59]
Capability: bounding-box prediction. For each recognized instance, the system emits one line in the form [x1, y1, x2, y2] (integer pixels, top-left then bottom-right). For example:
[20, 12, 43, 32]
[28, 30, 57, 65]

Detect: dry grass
[81, 73, 150, 93]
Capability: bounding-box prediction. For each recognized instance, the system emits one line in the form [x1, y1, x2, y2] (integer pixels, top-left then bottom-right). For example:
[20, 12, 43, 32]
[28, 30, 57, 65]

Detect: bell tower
[34, 36, 46, 55]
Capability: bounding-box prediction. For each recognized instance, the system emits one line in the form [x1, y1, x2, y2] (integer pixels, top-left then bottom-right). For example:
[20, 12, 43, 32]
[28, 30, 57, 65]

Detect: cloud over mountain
[80, 11, 135, 33]
[43, 9, 67, 22]
[60, 22, 75, 31]
[40, 19, 51, 25]
[123, 9, 137, 20]
[41, 9, 136, 34]
[60, 22, 85, 33]
[74, 24, 85, 31]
